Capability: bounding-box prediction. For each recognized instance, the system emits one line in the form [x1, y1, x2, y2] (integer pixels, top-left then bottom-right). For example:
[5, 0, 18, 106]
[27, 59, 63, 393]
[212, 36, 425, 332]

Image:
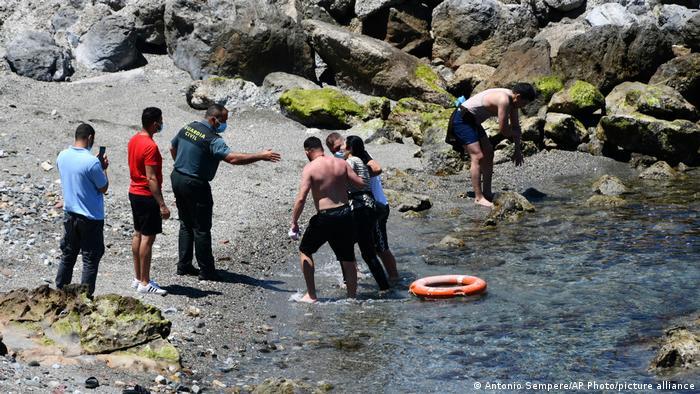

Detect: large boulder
[533, 20, 589, 58]
[585, 3, 638, 27]
[639, 161, 684, 180]
[650, 53, 700, 109]
[118, 0, 168, 51]
[683, 11, 700, 52]
[303, 20, 453, 106]
[548, 80, 605, 117]
[279, 87, 365, 129]
[553, 24, 674, 94]
[4, 31, 73, 81]
[164, 0, 315, 83]
[447, 63, 495, 97]
[598, 115, 700, 165]
[544, 113, 588, 150]
[476, 38, 552, 92]
[544, 0, 585, 13]
[261, 72, 320, 103]
[605, 82, 698, 121]
[384, 3, 432, 57]
[657, 4, 698, 47]
[186, 77, 263, 110]
[431, 0, 539, 68]
[75, 14, 146, 71]
[384, 98, 453, 146]
[484, 192, 535, 226]
[384, 189, 432, 212]
[355, 0, 404, 20]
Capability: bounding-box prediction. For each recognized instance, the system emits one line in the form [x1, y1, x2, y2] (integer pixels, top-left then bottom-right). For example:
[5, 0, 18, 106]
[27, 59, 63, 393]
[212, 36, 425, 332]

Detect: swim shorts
[299, 204, 355, 262]
[452, 108, 487, 145]
[129, 193, 162, 235]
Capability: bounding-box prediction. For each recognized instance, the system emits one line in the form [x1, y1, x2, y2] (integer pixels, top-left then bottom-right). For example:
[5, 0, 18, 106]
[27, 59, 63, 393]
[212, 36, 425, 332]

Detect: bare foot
[298, 293, 318, 304]
[475, 197, 494, 208]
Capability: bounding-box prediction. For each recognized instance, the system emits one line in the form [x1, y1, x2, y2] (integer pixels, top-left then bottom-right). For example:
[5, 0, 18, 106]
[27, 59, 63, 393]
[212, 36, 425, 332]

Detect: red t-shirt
[128, 132, 162, 196]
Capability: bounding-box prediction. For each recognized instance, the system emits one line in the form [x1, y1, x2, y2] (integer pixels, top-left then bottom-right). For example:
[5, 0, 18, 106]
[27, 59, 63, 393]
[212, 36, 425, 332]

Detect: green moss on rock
[415, 64, 453, 100]
[279, 88, 365, 129]
[51, 311, 81, 336]
[534, 75, 564, 101]
[569, 80, 604, 110]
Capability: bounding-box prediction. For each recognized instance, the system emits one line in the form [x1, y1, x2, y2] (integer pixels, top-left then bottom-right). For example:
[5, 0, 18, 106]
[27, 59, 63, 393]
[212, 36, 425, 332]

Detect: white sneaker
[132, 278, 139, 289]
[137, 282, 168, 296]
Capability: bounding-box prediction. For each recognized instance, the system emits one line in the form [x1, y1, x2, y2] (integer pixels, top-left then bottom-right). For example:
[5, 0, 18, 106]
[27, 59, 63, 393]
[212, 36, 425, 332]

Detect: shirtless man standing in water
[452, 83, 537, 207]
[290, 136, 366, 303]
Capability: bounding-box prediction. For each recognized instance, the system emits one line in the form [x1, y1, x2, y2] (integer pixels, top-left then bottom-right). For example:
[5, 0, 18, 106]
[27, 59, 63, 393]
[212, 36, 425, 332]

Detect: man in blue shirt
[55, 123, 109, 296]
[170, 104, 281, 281]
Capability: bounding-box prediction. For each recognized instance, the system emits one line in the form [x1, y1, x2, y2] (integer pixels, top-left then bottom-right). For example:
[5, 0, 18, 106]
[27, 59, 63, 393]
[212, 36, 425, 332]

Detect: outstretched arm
[225, 149, 281, 165]
[291, 169, 312, 232]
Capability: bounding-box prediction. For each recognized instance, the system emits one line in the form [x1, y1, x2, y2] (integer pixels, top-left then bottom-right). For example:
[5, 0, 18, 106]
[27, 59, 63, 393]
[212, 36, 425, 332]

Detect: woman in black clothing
[344, 136, 390, 290]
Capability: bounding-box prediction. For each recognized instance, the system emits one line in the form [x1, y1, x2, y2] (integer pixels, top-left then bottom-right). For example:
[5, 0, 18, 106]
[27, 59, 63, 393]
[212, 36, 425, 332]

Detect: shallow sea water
[230, 171, 700, 393]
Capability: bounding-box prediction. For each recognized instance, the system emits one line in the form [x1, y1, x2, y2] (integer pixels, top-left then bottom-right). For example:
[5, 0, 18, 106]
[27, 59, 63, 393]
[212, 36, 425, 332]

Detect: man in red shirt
[128, 107, 170, 295]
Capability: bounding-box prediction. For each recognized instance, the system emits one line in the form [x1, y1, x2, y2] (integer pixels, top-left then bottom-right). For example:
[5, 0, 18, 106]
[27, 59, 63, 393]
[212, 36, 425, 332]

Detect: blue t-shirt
[171, 121, 231, 181]
[57, 146, 108, 220]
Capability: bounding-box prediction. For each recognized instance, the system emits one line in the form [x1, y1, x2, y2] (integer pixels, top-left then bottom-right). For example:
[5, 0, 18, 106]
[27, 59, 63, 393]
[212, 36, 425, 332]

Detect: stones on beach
[252, 378, 333, 394]
[650, 317, 700, 372]
[186, 77, 262, 110]
[483, 192, 535, 226]
[639, 161, 684, 181]
[279, 88, 365, 129]
[383, 189, 431, 213]
[592, 175, 628, 196]
[585, 195, 627, 208]
[4, 31, 74, 82]
[605, 82, 698, 121]
[650, 53, 700, 109]
[436, 235, 465, 249]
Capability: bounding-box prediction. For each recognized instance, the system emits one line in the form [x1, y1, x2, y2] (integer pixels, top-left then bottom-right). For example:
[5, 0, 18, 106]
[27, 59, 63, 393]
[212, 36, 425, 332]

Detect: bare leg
[479, 136, 495, 201]
[131, 232, 141, 282]
[340, 260, 357, 298]
[378, 250, 399, 281]
[299, 252, 317, 303]
[465, 142, 493, 207]
[138, 234, 156, 285]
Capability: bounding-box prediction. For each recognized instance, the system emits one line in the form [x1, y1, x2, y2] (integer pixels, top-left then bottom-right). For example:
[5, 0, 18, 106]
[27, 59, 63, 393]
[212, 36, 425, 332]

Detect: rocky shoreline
[1, 0, 699, 391]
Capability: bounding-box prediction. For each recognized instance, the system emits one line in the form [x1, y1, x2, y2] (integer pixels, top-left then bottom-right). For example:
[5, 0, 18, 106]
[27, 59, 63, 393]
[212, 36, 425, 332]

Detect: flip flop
[85, 377, 99, 389]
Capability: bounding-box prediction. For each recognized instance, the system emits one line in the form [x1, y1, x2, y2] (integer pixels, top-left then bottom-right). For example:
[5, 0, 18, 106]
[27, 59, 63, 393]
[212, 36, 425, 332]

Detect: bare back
[304, 156, 350, 211]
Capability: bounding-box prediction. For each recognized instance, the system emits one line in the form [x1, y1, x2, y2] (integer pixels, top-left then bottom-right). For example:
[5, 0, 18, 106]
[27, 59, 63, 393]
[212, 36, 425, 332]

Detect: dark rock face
[477, 38, 552, 91]
[599, 116, 700, 165]
[384, 3, 432, 57]
[75, 14, 146, 71]
[553, 24, 674, 94]
[164, 0, 315, 83]
[650, 53, 700, 109]
[303, 20, 452, 105]
[432, 0, 539, 68]
[4, 31, 74, 81]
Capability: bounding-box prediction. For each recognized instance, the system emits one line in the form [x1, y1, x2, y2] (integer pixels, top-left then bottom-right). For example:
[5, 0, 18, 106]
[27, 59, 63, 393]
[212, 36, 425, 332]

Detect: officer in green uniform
[170, 104, 281, 281]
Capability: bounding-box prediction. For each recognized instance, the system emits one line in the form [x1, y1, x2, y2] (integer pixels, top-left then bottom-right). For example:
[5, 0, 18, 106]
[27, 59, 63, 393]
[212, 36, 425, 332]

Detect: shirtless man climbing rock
[290, 136, 366, 303]
[452, 83, 537, 207]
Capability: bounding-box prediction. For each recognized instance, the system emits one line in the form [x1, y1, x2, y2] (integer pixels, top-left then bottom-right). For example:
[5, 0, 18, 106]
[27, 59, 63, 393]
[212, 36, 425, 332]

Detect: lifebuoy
[409, 275, 487, 299]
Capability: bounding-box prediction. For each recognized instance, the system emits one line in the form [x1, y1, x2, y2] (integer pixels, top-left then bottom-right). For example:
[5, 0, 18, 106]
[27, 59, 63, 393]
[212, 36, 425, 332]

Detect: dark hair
[142, 107, 162, 129]
[304, 136, 323, 151]
[205, 104, 227, 119]
[75, 123, 95, 141]
[512, 82, 537, 102]
[325, 132, 342, 150]
[345, 135, 372, 164]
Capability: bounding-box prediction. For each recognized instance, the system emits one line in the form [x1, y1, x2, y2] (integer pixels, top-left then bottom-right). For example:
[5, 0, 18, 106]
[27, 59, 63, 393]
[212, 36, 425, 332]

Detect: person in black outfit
[169, 104, 280, 281]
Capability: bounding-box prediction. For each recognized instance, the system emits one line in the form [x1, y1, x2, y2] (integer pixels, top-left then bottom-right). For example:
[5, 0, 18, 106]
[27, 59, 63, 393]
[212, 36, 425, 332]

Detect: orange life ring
[409, 275, 487, 299]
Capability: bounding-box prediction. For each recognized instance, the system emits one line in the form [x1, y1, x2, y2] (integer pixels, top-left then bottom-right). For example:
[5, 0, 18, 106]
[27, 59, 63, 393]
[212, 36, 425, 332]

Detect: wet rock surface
[651, 316, 700, 372]
[483, 192, 536, 226]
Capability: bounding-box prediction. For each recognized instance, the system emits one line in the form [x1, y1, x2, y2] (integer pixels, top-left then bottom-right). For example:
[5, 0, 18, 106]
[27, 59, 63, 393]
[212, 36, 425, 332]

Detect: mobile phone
[97, 146, 106, 164]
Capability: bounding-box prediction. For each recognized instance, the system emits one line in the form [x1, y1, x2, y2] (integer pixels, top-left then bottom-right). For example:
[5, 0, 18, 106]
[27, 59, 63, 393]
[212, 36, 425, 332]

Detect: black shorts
[453, 108, 487, 145]
[129, 193, 162, 235]
[299, 205, 355, 262]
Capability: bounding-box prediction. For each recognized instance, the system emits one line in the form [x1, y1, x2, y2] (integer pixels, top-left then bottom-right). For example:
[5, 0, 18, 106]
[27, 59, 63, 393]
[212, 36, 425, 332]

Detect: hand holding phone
[97, 146, 108, 169]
